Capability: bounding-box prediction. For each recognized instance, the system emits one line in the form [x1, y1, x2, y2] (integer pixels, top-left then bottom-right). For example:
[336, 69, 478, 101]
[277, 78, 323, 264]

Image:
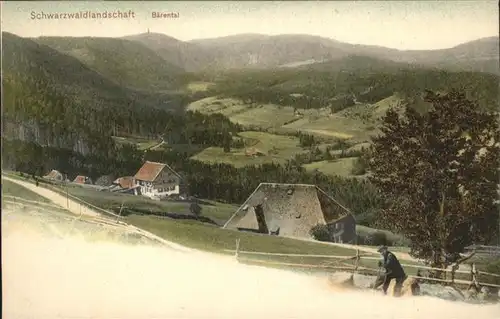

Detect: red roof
[134, 161, 180, 182]
[113, 176, 136, 189]
[73, 175, 90, 184]
[45, 170, 62, 179]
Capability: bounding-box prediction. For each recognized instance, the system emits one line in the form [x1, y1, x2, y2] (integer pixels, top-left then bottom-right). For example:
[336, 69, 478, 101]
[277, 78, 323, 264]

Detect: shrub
[351, 157, 367, 175]
[367, 231, 393, 246]
[310, 224, 331, 242]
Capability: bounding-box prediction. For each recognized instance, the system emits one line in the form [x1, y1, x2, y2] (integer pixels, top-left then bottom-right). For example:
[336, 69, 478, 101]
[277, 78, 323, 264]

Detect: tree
[368, 90, 499, 271]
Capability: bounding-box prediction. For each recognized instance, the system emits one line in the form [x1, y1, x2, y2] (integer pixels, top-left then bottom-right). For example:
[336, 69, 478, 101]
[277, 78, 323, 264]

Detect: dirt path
[2, 176, 194, 253]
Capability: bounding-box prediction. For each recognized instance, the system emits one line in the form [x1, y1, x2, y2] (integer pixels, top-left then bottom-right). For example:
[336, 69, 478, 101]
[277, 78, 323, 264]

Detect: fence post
[116, 201, 125, 223]
[467, 263, 481, 292]
[353, 249, 360, 275]
[235, 238, 241, 260]
[450, 262, 459, 286]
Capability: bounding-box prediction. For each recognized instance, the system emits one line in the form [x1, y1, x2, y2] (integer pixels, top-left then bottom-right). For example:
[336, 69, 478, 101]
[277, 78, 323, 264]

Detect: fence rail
[38, 179, 121, 219]
[226, 240, 500, 289]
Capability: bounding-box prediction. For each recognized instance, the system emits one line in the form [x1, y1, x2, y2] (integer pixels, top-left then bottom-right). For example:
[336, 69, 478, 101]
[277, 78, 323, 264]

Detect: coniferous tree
[368, 90, 499, 270]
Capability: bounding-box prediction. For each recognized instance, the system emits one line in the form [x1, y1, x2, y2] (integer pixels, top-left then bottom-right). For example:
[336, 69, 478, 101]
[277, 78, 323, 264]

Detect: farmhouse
[44, 169, 64, 182]
[113, 176, 136, 189]
[245, 147, 266, 157]
[223, 183, 356, 243]
[108, 176, 139, 194]
[73, 175, 92, 184]
[134, 161, 184, 199]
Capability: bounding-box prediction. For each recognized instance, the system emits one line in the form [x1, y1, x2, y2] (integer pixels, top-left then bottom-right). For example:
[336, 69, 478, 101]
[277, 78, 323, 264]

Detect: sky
[1, 1, 498, 50]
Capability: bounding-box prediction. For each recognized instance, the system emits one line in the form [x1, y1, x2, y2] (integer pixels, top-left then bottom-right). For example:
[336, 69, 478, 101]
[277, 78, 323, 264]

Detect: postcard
[2, 1, 500, 318]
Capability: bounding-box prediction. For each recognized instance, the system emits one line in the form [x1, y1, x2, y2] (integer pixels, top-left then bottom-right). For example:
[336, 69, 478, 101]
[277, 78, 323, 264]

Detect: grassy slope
[2, 179, 51, 203]
[112, 136, 160, 151]
[47, 182, 237, 226]
[126, 214, 410, 274]
[3, 171, 423, 276]
[1, 177, 78, 216]
[191, 131, 307, 167]
[187, 96, 374, 176]
[187, 96, 378, 141]
[187, 97, 298, 129]
[303, 157, 358, 177]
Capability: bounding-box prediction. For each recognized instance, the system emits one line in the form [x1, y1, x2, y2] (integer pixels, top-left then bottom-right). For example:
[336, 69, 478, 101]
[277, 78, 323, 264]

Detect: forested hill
[2, 32, 187, 112]
[2, 32, 240, 156]
[202, 55, 499, 112]
[34, 36, 186, 92]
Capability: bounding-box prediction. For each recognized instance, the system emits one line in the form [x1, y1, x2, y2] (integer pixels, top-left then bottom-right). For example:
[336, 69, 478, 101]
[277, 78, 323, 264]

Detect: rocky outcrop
[3, 119, 91, 155]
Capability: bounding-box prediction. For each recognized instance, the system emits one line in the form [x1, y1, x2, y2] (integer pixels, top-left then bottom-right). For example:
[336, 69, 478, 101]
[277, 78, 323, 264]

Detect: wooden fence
[225, 239, 500, 290]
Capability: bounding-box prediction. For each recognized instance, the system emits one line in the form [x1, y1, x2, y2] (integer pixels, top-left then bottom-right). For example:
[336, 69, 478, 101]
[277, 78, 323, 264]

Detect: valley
[2, 28, 499, 269]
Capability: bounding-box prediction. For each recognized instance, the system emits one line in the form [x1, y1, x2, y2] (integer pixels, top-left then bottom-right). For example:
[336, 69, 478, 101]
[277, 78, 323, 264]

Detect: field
[112, 136, 159, 151]
[191, 131, 308, 167]
[283, 114, 377, 143]
[303, 157, 358, 177]
[59, 184, 238, 225]
[187, 97, 379, 142]
[188, 97, 299, 129]
[186, 81, 214, 92]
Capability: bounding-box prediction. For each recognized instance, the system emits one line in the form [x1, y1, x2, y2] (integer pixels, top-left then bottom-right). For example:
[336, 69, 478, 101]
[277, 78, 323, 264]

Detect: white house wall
[137, 169, 181, 199]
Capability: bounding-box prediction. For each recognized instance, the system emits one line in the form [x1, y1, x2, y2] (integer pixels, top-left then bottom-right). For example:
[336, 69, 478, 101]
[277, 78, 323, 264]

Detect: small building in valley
[245, 147, 266, 157]
[108, 176, 139, 194]
[73, 175, 93, 185]
[134, 161, 184, 199]
[113, 176, 136, 189]
[44, 169, 65, 182]
[223, 183, 356, 243]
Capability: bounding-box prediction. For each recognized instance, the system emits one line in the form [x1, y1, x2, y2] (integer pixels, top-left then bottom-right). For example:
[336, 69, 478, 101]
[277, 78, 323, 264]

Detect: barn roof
[223, 183, 354, 238]
[134, 161, 181, 182]
[73, 175, 91, 184]
[44, 169, 62, 179]
[113, 176, 136, 189]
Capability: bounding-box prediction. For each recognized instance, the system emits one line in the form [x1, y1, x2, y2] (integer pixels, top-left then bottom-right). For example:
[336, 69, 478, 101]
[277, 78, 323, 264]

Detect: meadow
[191, 131, 308, 167]
[112, 135, 160, 151]
[187, 96, 379, 142]
[302, 157, 359, 177]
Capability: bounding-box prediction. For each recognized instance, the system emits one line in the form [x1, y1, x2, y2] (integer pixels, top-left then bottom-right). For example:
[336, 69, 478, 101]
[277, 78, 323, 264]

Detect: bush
[351, 157, 367, 175]
[366, 231, 393, 246]
[310, 224, 331, 242]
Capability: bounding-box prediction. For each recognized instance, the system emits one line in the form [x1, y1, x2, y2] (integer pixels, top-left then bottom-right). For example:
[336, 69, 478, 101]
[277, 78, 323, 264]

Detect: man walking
[373, 245, 407, 296]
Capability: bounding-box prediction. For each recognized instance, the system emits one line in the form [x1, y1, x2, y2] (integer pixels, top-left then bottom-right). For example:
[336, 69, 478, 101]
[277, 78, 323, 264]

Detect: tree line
[3, 72, 242, 157]
[203, 67, 498, 112]
[2, 136, 383, 227]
